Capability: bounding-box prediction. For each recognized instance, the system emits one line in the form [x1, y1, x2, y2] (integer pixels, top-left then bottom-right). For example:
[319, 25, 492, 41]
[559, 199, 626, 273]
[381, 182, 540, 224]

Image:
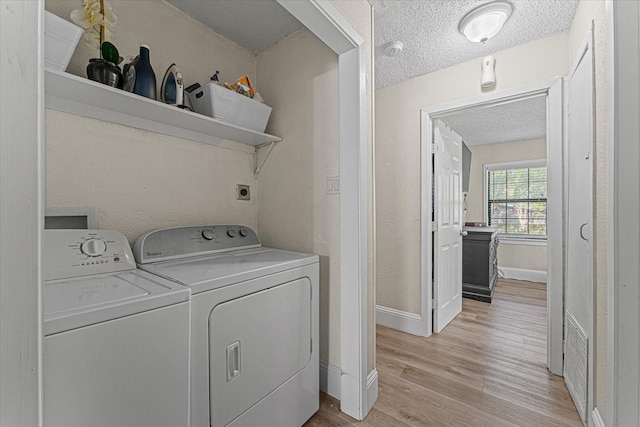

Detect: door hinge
[432, 299, 437, 310]
[432, 221, 438, 231]
[432, 143, 439, 154]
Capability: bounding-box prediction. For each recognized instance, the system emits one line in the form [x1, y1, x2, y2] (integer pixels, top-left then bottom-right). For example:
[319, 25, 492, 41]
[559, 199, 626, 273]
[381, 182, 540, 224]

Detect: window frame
[483, 159, 548, 242]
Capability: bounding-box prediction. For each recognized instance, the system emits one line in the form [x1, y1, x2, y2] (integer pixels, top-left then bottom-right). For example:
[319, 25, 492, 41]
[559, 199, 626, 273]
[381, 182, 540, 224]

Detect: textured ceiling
[165, 0, 303, 54]
[441, 96, 547, 146]
[166, 0, 568, 144]
[166, 0, 579, 88]
[374, 0, 580, 88]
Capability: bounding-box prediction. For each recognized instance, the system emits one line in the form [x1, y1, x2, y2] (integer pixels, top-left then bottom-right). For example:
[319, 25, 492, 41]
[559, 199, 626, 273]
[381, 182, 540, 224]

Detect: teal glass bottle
[132, 44, 157, 100]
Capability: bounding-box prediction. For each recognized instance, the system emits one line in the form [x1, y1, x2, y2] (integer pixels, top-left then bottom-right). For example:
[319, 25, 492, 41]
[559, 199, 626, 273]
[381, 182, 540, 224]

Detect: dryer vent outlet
[237, 185, 250, 200]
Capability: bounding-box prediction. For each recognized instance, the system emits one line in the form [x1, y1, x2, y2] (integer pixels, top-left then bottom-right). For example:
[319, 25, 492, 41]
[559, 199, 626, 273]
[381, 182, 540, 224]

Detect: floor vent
[564, 311, 588, 423]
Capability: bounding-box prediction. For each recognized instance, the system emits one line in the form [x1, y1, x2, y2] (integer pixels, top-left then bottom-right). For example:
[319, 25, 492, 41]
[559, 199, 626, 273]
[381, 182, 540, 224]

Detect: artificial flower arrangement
[71, 0, 124, 87]
[70, 0, 117, 51]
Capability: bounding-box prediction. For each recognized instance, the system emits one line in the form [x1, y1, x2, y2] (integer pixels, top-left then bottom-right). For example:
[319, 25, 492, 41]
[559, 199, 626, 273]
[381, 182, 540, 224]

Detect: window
[485, 160, 547, 238]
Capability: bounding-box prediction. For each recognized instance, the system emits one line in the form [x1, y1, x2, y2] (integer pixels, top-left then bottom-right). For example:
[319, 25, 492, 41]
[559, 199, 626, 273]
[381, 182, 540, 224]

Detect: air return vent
[564, 311, 588, 423]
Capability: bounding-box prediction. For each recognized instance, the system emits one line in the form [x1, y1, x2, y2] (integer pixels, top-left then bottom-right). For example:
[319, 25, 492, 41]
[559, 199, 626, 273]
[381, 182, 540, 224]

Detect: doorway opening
[420, 78, 564, 376]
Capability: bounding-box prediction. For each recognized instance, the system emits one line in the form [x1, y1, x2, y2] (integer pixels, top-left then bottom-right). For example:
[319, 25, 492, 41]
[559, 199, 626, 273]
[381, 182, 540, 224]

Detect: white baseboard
[319, 361, 378, 417]
[499, 266, 548, 283]
[375, 305, 426, 336]
[319, 360, 341, 399]
[366, 368, 378, 415]
[591, 408, 605, 427]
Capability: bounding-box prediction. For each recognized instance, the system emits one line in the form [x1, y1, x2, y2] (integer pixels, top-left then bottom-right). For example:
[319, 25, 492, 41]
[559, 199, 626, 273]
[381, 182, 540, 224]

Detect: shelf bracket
[254, 141, 277, 179]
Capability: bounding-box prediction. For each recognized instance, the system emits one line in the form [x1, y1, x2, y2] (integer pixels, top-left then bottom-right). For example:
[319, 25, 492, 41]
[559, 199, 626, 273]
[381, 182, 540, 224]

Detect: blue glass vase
[132, 44, 157, 100]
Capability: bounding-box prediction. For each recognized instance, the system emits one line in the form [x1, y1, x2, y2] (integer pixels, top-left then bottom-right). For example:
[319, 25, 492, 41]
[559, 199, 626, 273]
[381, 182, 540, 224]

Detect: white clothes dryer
[133, 225, 319, 427]
[43, 229, 191, 427]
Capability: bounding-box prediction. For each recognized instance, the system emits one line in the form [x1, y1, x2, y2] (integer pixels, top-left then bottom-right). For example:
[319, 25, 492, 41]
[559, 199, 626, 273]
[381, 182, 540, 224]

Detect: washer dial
[80, 239, 107, 257]
[202, 228, 216, 240]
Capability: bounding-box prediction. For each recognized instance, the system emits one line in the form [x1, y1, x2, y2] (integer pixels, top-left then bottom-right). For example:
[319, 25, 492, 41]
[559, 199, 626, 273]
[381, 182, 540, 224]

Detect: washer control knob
[80, 239, 107, 257]
[201, 228, 216, 240]
[227, 229, 236, 238]
[239, 228, 247, 237]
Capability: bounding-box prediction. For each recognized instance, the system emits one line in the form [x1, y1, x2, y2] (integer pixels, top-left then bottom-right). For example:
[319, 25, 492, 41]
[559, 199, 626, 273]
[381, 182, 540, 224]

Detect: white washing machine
[133, 225, 319, 427]
[43, 229, 191, 427]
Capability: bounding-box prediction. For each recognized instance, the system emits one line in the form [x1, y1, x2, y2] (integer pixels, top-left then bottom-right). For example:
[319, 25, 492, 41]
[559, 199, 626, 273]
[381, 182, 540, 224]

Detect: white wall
[256, 28, 340, 366]
[256, 0, 375, 375]
[48, 0, 375, 390]
[46, 0, 257, 91]
[45, 0, 259, 243]
[376, 33, 569, 314]
[466, 139, 548, 275]
[46, 111, 258, 242]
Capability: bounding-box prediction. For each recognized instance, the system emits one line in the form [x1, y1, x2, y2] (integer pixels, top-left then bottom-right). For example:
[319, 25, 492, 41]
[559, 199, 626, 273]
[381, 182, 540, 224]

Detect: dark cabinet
[462, 227, 499, 303]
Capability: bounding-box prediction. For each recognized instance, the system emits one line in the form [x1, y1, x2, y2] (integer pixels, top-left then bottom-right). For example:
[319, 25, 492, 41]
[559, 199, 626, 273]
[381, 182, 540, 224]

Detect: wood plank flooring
[304, 278, 582, 426]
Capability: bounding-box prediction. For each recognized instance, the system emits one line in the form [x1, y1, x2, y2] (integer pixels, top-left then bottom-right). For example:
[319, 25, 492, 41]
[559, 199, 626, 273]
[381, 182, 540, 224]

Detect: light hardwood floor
[304, 278, 582, 426]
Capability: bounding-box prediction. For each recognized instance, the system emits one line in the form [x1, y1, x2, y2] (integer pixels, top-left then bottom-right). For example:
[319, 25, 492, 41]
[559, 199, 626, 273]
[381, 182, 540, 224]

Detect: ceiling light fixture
[459, 1, 512, 43]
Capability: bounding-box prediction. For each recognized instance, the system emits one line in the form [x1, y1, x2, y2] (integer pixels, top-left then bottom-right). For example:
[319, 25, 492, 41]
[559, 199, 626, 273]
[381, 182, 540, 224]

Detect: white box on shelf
[189, 83, 272, 133]
[45, 11, 83, 72]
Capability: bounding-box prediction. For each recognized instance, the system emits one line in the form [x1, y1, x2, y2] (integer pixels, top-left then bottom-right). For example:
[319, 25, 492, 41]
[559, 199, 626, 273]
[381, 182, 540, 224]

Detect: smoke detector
[383, 41, 403, 57]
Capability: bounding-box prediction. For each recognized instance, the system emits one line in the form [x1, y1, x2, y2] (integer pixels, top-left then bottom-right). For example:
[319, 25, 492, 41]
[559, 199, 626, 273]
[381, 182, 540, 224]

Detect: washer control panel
[44, 230, 136, 281]
[134, 225, 261, 264]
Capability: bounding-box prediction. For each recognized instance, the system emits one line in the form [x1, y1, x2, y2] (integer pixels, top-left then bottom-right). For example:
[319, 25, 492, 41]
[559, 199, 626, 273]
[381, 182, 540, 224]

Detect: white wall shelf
[45, 68, 282, 148]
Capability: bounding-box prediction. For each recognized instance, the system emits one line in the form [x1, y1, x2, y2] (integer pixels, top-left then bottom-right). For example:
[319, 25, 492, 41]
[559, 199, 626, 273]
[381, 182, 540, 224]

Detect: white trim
[484, 158, 547, 171]
[0, 1, 44, 425]
[365, 369, 378, 415]
[605, 3, 616, 427]
[422, 79, 560, 117]
[319, 360, 342, 400]
[278, 0, 371, 420]
[592, 408, 606, 427]
[498, 237, 547, 246]
[421, 78, 563, 376]
[606, 1, 640, 426]
[499, 267, 547, 283]
[420, 111, 434, 337]
[546, 78, 564, 375]
[375, 305, 426, 336]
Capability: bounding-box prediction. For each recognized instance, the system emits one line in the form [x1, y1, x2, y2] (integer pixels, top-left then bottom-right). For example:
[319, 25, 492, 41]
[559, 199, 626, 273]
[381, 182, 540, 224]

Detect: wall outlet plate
[237, 184, 250, 200]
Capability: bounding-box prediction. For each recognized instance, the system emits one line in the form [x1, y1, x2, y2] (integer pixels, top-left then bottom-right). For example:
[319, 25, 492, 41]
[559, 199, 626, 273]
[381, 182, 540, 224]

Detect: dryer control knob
[202, 228, 215, 240]
[80, 239, 107, 257]
[239, 228, 247, 237]
[227, 229, 236, 238]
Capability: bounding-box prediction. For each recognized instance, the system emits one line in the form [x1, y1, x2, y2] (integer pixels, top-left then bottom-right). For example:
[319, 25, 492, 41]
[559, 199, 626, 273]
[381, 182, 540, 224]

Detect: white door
[433, 119, 463, 333]
[564, 36, 594, 423]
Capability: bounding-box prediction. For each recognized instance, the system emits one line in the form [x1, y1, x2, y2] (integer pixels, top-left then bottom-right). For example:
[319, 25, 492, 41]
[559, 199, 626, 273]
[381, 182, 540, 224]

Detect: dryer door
[209, 278, 312, 426]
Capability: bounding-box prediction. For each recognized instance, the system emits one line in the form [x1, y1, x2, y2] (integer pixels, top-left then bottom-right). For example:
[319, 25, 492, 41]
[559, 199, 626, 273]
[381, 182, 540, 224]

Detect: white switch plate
[326, 176, 340, 195]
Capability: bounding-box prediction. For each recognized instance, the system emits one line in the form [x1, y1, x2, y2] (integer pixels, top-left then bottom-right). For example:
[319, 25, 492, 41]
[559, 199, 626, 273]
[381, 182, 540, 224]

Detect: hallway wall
[376, 33, 569, 314]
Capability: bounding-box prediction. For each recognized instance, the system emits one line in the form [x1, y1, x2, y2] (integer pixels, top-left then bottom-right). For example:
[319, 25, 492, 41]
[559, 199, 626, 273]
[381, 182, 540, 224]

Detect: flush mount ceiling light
[459, 1, 512, 43]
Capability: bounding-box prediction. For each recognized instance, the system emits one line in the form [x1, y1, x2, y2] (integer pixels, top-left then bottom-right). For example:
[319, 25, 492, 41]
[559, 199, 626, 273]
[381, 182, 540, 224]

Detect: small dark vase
[132, 44, 157, 100]
[87, 58, 123, 89]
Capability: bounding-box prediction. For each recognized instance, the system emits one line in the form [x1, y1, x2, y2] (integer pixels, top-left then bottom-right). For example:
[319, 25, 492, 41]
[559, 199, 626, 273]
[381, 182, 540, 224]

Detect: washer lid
[44, 270, 190, 336]
[139, 247, 318, 294]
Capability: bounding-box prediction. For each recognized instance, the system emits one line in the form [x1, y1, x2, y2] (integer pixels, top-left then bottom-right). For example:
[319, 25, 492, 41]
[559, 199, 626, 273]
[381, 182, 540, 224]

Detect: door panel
[433, 119, 463, 333]
[209, 279, 312, 426]
[565, 38, 594, 423]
